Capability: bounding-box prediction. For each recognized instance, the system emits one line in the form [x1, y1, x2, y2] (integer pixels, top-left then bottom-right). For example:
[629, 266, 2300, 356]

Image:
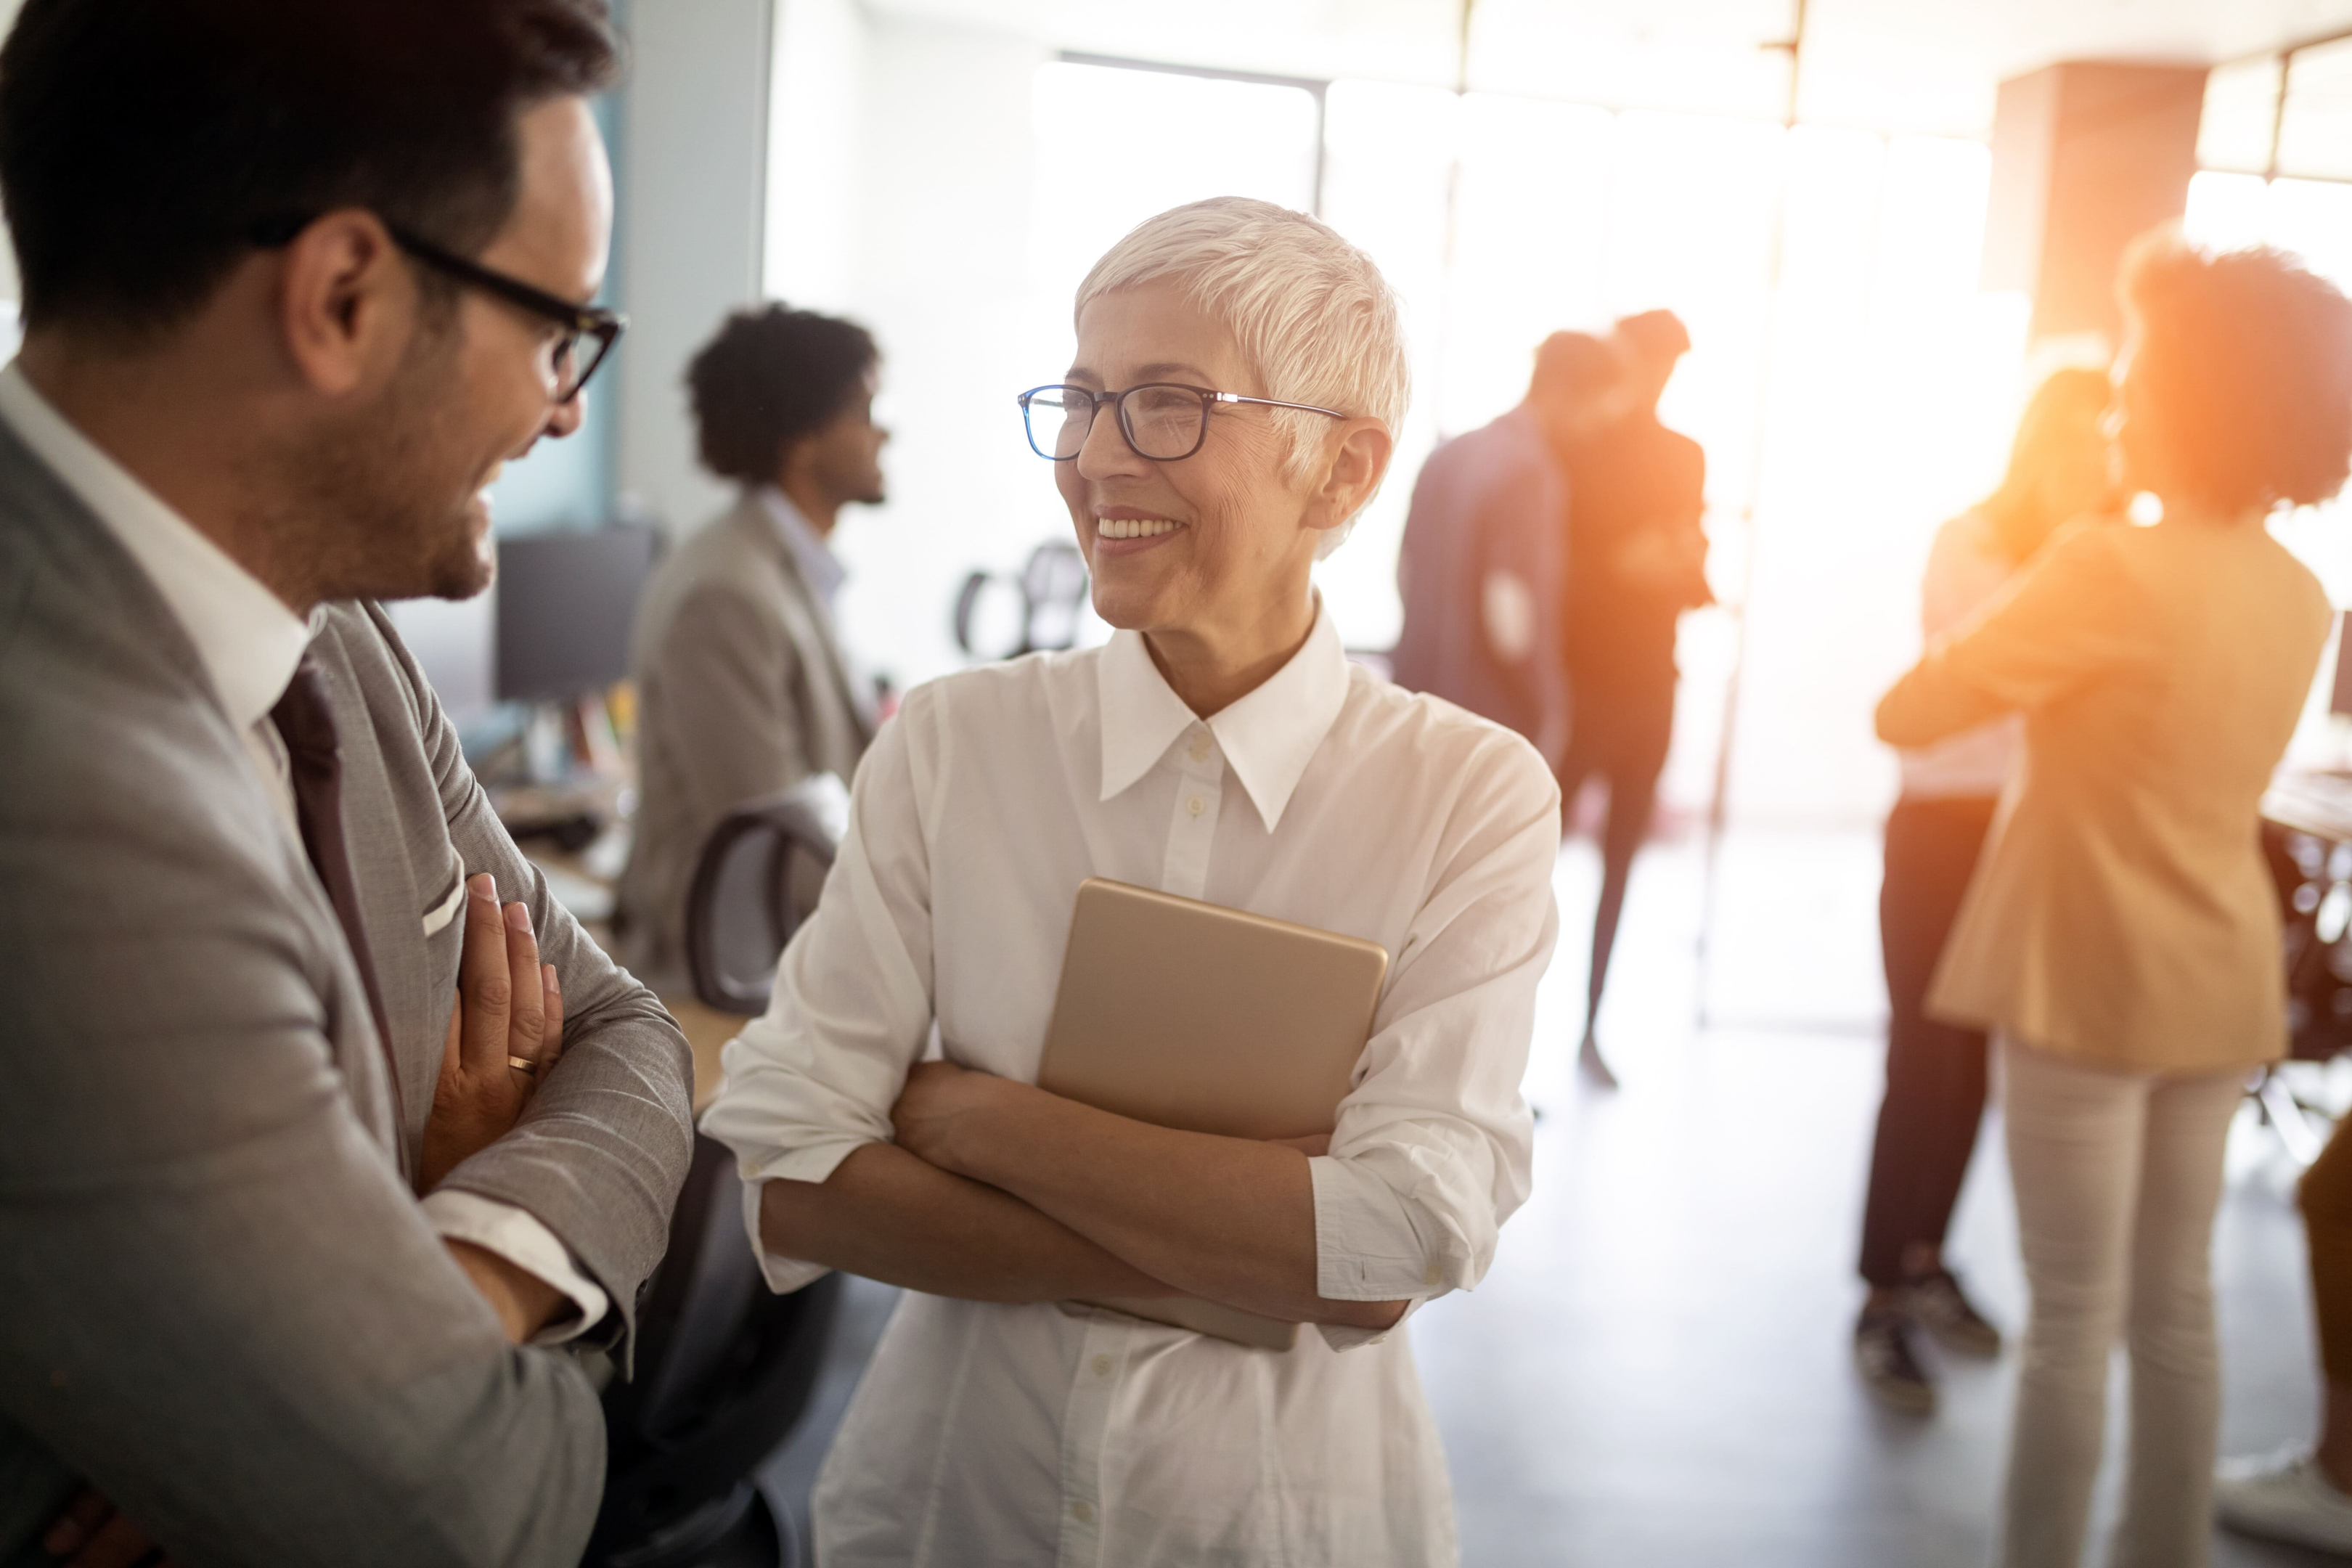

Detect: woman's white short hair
[1074, 197, 1410, 557]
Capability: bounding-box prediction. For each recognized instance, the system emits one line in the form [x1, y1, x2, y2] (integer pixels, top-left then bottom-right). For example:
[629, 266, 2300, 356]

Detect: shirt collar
[0, 362, 312, 733]
[755, 485, 847, 608]
[1096, 599, 1352, 833]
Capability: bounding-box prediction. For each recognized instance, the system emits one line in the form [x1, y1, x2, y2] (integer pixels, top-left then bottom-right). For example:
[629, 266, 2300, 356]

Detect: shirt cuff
[1308, 1153, 1462, 1353]
[422, 1189, 611, 1347]
[719, 1138, 872, 1296]
[1310, 1154, 1450, 1299]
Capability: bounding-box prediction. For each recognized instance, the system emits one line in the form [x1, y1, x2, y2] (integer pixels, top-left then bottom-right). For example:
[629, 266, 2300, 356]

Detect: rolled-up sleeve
[1308, 738, 1560, 1349]
[698, 695, 939, 1294]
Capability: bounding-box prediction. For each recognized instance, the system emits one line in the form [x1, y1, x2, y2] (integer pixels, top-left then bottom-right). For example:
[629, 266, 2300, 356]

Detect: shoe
[1904, 1270, 2003, 1357]
[2217, 1447, 2352, 1553]
[1854, 1308, 1936, 1416]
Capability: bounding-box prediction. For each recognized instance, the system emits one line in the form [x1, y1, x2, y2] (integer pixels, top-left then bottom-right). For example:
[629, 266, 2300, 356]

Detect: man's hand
[419, 874, 563, 1193]
[444, 1238, 568, 1344]
[42, 1486, 178, 1568]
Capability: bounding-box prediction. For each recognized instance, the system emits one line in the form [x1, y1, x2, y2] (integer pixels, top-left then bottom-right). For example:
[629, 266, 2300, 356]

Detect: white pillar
[616, 0, 774, 536]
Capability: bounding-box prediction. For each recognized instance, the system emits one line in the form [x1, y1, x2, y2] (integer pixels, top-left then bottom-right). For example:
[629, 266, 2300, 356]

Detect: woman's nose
[1074, 399, 1146, 479]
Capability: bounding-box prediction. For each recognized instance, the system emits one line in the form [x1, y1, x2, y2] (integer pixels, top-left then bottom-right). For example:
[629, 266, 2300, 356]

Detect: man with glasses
[0, 2, 692, 1563]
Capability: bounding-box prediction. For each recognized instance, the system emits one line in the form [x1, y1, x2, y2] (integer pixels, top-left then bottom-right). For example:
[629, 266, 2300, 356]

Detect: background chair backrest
[685, 772, 850, 1016]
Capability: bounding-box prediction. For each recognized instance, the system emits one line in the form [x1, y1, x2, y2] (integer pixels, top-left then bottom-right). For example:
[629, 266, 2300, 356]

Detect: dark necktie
[271, 657, 407, 1154]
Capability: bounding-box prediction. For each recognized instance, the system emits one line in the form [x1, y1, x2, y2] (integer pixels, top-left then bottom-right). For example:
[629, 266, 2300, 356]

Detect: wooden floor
[764, 825, 2351, 1566]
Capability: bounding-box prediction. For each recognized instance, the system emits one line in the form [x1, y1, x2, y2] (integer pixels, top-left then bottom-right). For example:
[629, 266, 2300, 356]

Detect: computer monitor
[495, 523, 661, 703]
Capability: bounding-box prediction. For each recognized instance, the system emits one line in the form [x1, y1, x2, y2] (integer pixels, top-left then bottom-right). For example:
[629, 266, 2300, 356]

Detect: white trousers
[1999, 1039, 2245, 1568]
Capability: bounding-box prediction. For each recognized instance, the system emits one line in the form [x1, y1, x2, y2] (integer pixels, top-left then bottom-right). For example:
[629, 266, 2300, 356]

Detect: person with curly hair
[616, 303, 889, 999]
[1877, 234, 2352, 1567]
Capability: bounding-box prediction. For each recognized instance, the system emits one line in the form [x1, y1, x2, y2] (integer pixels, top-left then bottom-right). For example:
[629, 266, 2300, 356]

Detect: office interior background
[15, 0, 2352, 1560]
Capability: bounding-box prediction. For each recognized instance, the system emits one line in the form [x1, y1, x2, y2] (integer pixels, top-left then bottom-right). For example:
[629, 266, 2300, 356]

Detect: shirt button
[1071, 1500, 1095, 1524]
[1423, 1264, 1442, 1287]
[1092, 1353, 1114, 1376]
[1186, 796, 1206, 817]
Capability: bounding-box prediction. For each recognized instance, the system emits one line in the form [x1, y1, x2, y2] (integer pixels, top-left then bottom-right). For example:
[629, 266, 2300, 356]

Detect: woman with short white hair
[704, 196, 1561, 1565]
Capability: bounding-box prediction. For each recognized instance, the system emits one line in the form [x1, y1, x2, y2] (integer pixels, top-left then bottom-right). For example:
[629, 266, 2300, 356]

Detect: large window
[1026, 59, 2009, 822]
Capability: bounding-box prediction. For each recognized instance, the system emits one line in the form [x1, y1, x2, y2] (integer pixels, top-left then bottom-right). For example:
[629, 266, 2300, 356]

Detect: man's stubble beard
[285, 317, 496, 606]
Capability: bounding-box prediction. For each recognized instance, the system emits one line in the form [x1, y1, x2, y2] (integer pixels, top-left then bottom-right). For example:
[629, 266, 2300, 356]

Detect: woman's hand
[891, 1059, 1026, 1176]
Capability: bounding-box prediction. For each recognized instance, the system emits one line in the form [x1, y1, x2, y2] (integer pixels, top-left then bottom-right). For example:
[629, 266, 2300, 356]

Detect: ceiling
[860, 0, 2352, 136]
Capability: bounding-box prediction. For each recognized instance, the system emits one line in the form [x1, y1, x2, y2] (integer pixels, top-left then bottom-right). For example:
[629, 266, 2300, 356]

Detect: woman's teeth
[1097, 516, 1180, 540]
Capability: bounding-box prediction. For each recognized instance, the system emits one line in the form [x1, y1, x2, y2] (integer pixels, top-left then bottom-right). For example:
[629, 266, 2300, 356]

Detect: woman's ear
[1302, 417, 1394, 540]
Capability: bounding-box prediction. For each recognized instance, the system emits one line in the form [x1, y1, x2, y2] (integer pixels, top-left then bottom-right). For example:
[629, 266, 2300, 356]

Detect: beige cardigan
[1877, 518, 2330, 1074]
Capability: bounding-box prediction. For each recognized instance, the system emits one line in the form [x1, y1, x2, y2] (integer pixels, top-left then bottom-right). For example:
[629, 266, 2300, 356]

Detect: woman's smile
[1092, 510, 1188, 554]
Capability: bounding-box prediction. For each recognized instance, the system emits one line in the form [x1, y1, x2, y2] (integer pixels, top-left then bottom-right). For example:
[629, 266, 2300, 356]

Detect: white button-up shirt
[701, 604, 1561, 1567]
[0, 362, 605, 1342]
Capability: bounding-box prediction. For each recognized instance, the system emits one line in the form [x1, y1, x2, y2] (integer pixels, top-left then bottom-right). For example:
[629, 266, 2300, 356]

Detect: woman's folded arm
[756, 1139, 1175, 1303]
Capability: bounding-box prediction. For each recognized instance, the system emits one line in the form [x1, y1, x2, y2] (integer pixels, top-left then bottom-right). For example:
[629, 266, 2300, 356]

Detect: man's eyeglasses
[249, 213, 625, 404]
[1017, 383, 1347, 462]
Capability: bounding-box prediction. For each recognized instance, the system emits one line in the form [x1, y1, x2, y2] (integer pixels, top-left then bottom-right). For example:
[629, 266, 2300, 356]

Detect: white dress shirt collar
[1096, 598, 1350, 832]
[0, 362, 311, 733]
[754, 485, 847, 609]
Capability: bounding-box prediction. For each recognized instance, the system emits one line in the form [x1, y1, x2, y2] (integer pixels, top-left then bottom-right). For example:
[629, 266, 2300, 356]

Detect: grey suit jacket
[0, 421, 694, 1565]
[616, 491, 875, 995]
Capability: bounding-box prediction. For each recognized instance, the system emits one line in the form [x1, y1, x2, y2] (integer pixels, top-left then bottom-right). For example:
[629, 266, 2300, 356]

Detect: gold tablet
[1036, 878, 1390, 1349]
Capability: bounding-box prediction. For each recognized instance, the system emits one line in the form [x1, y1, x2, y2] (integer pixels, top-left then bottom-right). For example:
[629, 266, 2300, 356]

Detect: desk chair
[584, 775, 852, 1567]
[585, 1136, 843, 1567]
[2260, 819, 2352, 1164]
[684, 774, 850, 1016]
[952, 540, 1090, 661]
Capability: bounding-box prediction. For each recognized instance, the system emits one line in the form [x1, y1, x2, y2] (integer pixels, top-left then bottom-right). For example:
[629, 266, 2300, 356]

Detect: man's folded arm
[357, 602, 695, 1360]
[0, 891, 605, 1566]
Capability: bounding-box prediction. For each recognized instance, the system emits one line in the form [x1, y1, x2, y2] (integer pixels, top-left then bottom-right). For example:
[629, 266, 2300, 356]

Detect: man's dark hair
[0, 0, 620, 333]
[1530, 330, 1618, 404]
[2122, 232, 2352, 515]
[1614, 309, 1691, 366]
[688, 305, 880, 483]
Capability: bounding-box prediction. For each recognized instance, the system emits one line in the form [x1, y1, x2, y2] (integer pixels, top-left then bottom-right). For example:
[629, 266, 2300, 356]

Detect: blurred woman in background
[1877, 236, 2352, 1568]
[1853, 367, 2121, 1415]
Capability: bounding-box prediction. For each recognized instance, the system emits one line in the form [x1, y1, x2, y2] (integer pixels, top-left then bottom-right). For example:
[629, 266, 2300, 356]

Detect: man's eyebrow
[1135, 362, 1214, 383]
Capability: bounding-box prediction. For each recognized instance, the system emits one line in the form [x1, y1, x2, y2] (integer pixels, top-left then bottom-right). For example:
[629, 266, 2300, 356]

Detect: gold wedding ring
[507, 1055, 540, 1077]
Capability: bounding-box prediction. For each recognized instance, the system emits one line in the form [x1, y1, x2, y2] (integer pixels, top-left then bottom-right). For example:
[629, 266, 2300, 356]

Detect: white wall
[617, 0, 774, 535]
[815, 15, 1048, 692]
[765, 0, 868, 309]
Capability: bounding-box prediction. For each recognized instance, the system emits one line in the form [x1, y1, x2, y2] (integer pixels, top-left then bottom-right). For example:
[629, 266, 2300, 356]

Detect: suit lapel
[306, 634, 445, 1164]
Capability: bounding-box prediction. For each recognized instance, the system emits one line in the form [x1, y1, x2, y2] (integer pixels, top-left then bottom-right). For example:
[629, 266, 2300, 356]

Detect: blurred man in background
[1556, 309, 1712, 1088]
[617, 304, 886, 1014]
[1392, 330, 1624, 764]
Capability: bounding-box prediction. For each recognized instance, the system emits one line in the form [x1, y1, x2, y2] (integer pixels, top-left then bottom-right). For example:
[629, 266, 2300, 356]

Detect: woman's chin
[1090, 579, 1180, 634]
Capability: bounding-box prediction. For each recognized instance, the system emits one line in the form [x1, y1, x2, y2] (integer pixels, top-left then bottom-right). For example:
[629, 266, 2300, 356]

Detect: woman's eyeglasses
[250, 213, 625, 405]
[1018, 383, 1347, 462]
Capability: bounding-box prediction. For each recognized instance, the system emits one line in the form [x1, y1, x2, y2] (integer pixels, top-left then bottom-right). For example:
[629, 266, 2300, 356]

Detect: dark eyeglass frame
[248, 213, 626, 404]
[1016, 382, 1349, 462]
